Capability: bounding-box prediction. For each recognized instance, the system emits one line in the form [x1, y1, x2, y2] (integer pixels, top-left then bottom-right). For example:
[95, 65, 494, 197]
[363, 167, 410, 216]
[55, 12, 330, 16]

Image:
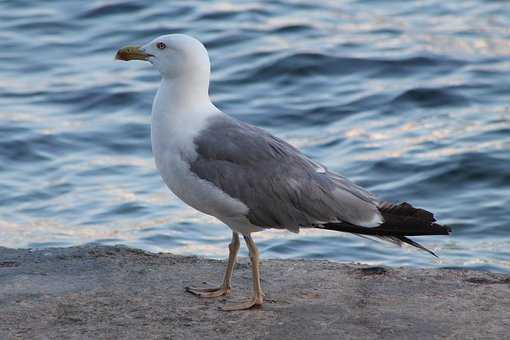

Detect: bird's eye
[156, 42, 166, 50]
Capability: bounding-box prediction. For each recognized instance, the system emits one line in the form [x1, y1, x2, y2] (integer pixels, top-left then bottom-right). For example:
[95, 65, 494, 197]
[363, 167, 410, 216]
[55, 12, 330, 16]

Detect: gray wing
[189, 114, 382, 232]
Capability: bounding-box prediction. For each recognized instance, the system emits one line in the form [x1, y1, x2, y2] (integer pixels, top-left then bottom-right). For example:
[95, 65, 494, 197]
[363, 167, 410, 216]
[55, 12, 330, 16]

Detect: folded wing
[189, 114, 383, 232]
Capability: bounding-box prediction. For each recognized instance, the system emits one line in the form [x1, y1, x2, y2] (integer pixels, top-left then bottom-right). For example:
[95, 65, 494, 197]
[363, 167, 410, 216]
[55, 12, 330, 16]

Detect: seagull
[116, 34, 451, 311]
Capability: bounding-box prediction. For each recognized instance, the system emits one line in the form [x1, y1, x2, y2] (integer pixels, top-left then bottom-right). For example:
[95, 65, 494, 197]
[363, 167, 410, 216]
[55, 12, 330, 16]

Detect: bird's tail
[318, 202, 451, 257]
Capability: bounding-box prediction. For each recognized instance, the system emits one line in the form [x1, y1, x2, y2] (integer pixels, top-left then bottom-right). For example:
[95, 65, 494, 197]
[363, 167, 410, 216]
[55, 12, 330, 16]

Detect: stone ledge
[0, 245, 508, 339]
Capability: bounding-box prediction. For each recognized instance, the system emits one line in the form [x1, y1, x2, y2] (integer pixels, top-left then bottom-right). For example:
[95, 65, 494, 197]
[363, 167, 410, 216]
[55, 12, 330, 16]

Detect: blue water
[1, 1, 509, 272]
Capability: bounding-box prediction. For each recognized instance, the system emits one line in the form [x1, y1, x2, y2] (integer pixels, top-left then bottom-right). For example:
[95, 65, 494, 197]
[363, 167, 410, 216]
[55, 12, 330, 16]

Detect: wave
[245, 52, 464, 81]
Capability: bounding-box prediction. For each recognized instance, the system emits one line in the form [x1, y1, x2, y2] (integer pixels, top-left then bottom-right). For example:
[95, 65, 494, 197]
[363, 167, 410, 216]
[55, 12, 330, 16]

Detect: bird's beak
[115, 45, 153, 61]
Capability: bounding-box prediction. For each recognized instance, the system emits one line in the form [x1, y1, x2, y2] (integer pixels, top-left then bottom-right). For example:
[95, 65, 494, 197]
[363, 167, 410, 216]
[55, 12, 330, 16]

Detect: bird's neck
[155, 76, 212, 116]
[151, 75, 220, 149]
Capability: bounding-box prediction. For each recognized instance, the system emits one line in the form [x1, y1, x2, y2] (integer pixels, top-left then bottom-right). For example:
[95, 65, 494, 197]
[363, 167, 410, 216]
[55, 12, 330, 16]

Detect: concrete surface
[0, 245, 509, 339]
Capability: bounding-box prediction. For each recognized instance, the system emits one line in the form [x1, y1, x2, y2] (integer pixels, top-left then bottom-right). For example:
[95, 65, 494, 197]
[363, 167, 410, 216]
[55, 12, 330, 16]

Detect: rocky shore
[1, 245, 509, 339]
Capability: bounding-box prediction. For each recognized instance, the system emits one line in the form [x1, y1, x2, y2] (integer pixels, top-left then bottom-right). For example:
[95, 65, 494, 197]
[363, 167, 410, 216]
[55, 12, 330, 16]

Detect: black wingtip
[396, 235, 439, 258]
[446, 225, 452, 235]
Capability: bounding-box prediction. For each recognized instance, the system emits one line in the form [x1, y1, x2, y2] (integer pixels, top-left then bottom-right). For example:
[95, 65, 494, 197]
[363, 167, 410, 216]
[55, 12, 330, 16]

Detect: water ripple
[0, 0, 509, 273]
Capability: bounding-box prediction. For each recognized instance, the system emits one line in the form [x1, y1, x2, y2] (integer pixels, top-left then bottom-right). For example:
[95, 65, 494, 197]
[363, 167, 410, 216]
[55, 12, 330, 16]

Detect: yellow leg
[223, 234, 264, 311]
[185, 232, 240, 298]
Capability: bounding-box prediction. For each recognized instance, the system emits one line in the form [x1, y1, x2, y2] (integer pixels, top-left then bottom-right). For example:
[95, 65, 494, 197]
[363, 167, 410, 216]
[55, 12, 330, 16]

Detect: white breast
[150, 95, 249, 223]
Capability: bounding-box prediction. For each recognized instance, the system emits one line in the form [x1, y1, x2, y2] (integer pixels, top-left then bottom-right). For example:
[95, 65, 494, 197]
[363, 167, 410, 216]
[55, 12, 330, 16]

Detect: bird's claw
[222, 296, 263, 311]
[185, 285, 230, 298]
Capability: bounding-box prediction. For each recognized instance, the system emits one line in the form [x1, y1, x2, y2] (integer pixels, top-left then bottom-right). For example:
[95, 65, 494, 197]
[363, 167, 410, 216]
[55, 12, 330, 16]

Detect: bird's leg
[185, 232, 240, 298]
[223, 234, 264, 311]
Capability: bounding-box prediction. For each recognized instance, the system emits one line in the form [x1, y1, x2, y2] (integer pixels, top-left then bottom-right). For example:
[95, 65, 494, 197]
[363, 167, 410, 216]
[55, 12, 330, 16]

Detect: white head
[116, 34, 210, 80]
[116, 34, 213, 111]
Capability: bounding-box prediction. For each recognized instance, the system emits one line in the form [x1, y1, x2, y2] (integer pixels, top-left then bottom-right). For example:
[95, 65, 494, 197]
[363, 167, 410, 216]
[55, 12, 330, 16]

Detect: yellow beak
[115, 45, 153, 61]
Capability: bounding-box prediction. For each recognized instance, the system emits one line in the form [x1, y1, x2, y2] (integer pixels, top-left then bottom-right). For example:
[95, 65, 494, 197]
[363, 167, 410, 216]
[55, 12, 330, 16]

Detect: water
[1, 1, 509, 272]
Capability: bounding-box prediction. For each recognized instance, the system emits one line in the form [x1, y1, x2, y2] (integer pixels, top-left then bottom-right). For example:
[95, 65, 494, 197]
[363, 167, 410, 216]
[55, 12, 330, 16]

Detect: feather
[319, 202, 450, 256]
